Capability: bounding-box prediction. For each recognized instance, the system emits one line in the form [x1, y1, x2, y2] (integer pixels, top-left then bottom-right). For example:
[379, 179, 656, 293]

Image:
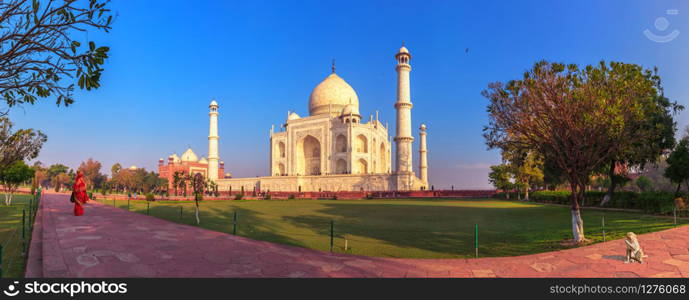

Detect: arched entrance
[297, 135, 321, 175]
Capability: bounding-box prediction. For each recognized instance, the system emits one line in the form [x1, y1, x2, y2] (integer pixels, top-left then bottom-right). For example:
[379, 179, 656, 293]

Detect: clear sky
[8, 0, 689, 188]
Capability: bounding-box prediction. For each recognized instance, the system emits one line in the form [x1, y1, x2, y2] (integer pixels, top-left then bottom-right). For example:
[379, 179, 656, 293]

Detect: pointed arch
[296, 135, 321, 175]
[335, 159, 347, 174]
[379, 142, 387, 173]
[356, 134, 368, 153]
[335, 134, 347, 153]
[357, 159, 368, 174]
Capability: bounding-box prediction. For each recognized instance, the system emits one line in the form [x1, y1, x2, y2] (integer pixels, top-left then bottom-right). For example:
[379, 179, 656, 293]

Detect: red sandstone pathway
[25, 193, 689, 278]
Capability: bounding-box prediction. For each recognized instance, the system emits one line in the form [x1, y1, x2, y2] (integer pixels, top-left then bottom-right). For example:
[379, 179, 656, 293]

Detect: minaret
[208, 100, 219, 181]
[419, 124, 428, 188]
[394, 45, 414, 175]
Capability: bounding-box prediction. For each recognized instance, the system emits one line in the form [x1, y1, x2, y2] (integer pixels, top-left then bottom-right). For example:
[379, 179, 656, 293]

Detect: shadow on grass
[281, 202, 685, 258]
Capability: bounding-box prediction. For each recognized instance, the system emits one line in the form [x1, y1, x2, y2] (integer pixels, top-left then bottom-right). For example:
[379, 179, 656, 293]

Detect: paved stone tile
[30, 193, 689, 278]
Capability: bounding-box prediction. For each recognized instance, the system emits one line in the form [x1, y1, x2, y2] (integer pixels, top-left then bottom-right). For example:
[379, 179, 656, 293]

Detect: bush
[234, 194, 243, 200]
[264, 194, 271, 200]
[494, 192, 519, 200]
[145, 193, 155, 202]
[525, 190, 676, 214]
[288, 194, 296, 200]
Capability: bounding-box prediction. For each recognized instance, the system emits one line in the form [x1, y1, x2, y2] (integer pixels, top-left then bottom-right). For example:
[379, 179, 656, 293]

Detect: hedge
[495, 190, 677, 214]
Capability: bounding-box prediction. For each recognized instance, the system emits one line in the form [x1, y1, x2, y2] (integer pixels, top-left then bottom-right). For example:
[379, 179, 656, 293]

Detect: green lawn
[0, 194, 36, 277]
[97, 197, 689, 259]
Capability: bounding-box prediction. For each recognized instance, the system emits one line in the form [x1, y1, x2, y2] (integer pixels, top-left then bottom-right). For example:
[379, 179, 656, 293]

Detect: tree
[600, 94, 682, 205]
[77, 158, 103, 189]
[502, 148, 543, 201]
[0, 118, 47, 172]
[0, 0, 113, 111]
[156, 177, 169, 195]
[665, 138, 689, 195]
[51, 172, 71, 192]
[111, 162, 121, 176]
[172, 171, 182, 196]
[635, 176, 653, 192]
[488, 164, 513, 198]
[192, 173, 204, 224]
[0, 160, 34, 205]
[543, 157, 566, 190]
[47, 163, 68, 178]
[484, 61, 665, 243]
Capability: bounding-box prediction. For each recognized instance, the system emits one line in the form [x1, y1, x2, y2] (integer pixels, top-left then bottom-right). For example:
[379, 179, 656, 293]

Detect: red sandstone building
[158, 148, 227, 190]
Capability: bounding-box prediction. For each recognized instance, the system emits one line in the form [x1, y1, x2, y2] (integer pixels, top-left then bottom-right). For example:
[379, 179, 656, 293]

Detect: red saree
[72, 172, 90, 216]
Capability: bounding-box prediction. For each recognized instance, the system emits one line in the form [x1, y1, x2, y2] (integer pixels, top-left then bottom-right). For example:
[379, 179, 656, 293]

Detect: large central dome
[308, 72, 359, 116]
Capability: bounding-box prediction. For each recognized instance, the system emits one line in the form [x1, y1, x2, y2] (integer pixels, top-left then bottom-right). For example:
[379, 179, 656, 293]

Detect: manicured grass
[98, 197, 689, 259]
[0, 194, 36, 277]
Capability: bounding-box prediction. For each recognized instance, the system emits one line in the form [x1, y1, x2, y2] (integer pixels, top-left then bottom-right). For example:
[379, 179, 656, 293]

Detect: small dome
[341, 104, 360, 116]
[398, 46, 409, 54]
[129, 165, 138, 170]
[309, 73, 359, 116]
[287, 112, 301, 121]
[198, 156, 208, 164]
[181, 148, 198, 162]
[210, 100, 218, 107]
[169, 153, 181, 163]
[420, 124, 427, 130]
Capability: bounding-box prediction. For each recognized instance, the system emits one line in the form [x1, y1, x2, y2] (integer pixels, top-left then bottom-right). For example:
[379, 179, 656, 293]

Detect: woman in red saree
[72, 171, 90, 216]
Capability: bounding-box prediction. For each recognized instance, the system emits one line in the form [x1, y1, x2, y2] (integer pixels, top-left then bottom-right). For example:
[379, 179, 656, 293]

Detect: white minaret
[394, 45, 414, 175]
[208, 100, 219, 181]
[419, 124, 428, 188]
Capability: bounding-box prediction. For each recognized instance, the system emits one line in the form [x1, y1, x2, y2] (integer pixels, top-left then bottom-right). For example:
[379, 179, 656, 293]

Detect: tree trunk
[195, 204, 200, 224]
[524, 184, 530, 201]
[571, 182, 585, 243]
[676, 182, 682, 196]
[600, 160, 616, 206]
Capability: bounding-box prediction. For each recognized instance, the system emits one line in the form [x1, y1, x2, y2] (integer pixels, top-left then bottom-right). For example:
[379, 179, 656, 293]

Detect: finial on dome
[331, 59, 336, 73]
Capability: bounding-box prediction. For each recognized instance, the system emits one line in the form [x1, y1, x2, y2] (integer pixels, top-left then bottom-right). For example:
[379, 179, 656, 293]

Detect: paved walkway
[26, 193, 689, 278]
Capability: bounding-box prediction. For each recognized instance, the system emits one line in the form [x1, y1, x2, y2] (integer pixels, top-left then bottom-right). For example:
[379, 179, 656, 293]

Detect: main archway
[297, 135, 321, 175]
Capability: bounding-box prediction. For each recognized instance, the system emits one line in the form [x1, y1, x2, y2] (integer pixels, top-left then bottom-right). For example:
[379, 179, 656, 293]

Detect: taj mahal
[159, 46, 429, 192]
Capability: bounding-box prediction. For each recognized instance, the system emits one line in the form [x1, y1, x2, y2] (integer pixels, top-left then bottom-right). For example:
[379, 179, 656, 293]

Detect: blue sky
[8, 0, 689, 188]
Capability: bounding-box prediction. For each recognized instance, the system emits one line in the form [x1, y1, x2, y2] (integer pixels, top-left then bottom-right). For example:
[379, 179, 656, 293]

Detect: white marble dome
[309, 72, 359, 116]
[181, 148, 198, 162]
[341, 104, 360, 116]
[169, 153, 181, 163]
[287, 112, 301, 121]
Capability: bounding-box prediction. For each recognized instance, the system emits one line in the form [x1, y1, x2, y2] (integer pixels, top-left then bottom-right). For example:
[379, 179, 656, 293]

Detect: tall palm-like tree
[172, 171, 182, 196]
[192, 173, 205, 224]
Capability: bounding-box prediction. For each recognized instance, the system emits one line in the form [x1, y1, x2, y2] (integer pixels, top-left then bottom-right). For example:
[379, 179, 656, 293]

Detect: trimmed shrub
[145, 193, 155, 202]
[264, 194, 271, 200]
[494, 192, 519, 200]
[525, 190, 677, 214]
[234, 194, 243, 200]
[288, 194, 296, 200]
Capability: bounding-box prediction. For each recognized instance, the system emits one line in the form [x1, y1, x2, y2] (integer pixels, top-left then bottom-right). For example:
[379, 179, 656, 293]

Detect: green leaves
[0, 0, 113, 107]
